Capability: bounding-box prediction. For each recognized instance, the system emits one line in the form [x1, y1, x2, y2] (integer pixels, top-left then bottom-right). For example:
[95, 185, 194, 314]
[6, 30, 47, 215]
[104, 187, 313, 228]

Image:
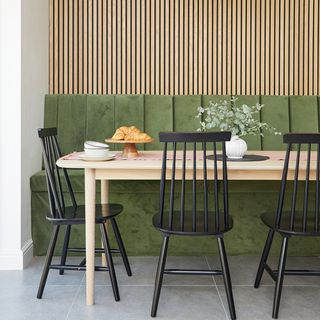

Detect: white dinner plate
[78, 153, 116, 161]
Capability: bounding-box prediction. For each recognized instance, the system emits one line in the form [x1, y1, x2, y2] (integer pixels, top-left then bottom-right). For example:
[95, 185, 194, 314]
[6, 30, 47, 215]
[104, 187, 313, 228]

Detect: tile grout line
[65, 273, 86, 320]
[205, 256, 230, 320]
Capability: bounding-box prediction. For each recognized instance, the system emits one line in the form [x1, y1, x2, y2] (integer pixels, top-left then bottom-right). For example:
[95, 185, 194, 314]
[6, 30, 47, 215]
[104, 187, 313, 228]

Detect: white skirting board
[0, 239, 33, 270]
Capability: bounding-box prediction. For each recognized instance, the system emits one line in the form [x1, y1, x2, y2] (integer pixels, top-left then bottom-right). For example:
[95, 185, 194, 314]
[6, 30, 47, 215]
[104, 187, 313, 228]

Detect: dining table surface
[56, 150, 318, 305]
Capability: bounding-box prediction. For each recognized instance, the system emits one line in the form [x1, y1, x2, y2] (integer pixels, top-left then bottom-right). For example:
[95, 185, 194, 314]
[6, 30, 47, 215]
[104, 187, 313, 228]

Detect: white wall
[0, 0, 48, 269]
[21, 0, 48, 265]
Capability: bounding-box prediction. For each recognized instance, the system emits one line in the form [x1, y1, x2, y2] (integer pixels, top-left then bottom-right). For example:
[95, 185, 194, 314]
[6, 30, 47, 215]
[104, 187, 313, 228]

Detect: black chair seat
[47, 203, 123, 225]
[153, 211, 233, 235]
[261, 211, 320, 237]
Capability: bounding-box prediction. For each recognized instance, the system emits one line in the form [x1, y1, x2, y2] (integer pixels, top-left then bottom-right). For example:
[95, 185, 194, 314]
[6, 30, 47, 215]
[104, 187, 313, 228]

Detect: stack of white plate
[79, 141, 115, 161]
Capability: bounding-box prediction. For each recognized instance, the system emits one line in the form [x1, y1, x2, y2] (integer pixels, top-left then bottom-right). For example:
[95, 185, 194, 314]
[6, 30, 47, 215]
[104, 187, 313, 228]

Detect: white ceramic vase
[226, 135, 247, 159]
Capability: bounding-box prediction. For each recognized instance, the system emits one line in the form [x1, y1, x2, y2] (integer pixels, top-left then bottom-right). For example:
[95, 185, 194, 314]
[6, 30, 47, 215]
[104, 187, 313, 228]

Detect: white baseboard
[0, 239, 33, 270]
[22, 239, 33, 268]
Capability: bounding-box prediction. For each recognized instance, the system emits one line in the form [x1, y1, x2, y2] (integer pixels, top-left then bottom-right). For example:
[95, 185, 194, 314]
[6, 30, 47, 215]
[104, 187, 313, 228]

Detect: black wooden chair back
[275, 133, 320, 234]
[157, 131, 231, 234]
[38, 127, 77, 219]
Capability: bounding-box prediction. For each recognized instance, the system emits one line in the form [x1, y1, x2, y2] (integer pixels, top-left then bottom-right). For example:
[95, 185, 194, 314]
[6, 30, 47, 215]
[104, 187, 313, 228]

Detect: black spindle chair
[151, 131, 236, 320]
[37, 127, 132, 301]
[254, 133, 320, 319]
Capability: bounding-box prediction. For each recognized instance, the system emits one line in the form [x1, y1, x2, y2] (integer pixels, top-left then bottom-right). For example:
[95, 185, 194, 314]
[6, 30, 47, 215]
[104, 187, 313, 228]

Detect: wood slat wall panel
[49, 0, 320, 96]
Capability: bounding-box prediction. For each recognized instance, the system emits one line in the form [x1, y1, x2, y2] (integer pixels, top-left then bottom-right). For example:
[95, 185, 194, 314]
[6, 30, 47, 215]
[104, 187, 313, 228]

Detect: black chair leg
[272, 236, 289, 319]
[110, 218, 132, 276]
[254, 229, 275, 288]
[59, 225, 71, 275]
[217, 237, 236, 320]
[37, 225, 60, 299]
[100, 223, 120, 301]
[151, 235, 169, 318]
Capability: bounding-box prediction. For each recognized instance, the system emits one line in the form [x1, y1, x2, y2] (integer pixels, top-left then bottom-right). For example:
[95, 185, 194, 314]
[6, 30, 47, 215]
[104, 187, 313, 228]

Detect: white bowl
[84, 148, 110, 157]
[84, 141, 109, 149]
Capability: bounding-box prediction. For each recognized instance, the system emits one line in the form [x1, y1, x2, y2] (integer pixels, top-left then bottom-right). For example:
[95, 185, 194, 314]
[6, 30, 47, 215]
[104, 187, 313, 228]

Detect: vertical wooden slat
[150, 0, 154, 94]
[217, 0, 222, 95]
[170, 0, 174, 94]
[251, 0, 256, 95]
[110, 0, 114, 94]
[189, 0, 194, 94]
[270, 0, 275, 95]
[222, 0, 227, 94]
[284, 0, 290, 95]
[299, 0, 304, 95]
[160, 0, 165, 95]
[227, 0, 232, 95]
[88, 0, 93, 94]
[165, 0, 170, 95]
[68, 0, 73, 93]
[314, 0, 319, 95]
[194, 0, 198, 95]
[155, 0, 160, 94]
[203, 0, 208, 95]
[306, 0, 314, 95]
[131, 0, 136, 94]
[92, 0, 97, 94]
[174, 0, 179, 94]
[102, 0, 107, 94]
[304, 0, 309, 95]
[54, 0, 59, 93]
[83, 0, 88, 93]
[97, 0, 102, 94]
[184, 0, 189, 94]
[146, 0, 151, 94]
[49, 0, 54, 94]
[74, 0, 78, 94]
[236, 0, 241, 95]
[63, 0, 68, 93]
[141, 0, 146, 94]
[208, 0, 213, 95]
[256, 0, 261, 95]
[59, 0, 63, 93]
[265, 0, 270, 95]
[294, 0, 299, 95]
[231, 0, 237, 94]
[180, 0, 184, 94]
[289, 0, 294, 95]
[246, 0, 251, 94]
[112, 0, 117, 93]
[260, 0, 265, 95]
[241, 0, 246, 95]
[274, 0, 280, 95]
[136, 0, 141, 94]
[198, 0, 203, 95]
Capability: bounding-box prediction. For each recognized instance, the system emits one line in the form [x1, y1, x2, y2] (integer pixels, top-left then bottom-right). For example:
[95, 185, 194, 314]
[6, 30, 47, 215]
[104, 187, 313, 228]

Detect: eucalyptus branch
[196, 96, 281, 137]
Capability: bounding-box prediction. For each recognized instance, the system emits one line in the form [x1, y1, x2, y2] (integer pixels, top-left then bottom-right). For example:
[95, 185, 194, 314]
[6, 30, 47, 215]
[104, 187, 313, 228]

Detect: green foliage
[196, 96, 281, 137]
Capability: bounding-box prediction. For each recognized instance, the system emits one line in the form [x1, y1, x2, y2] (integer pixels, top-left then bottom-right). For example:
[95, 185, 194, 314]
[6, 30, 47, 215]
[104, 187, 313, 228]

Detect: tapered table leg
[101, 180, 109, 267]
[85, 168, 96, 305]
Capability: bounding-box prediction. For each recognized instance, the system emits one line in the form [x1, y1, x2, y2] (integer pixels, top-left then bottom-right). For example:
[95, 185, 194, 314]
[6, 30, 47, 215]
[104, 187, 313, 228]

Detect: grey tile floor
[0, 256, 320, 320]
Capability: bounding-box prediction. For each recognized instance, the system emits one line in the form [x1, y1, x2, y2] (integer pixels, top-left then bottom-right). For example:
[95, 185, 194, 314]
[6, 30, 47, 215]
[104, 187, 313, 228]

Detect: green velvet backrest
[44, 94, 320, 155]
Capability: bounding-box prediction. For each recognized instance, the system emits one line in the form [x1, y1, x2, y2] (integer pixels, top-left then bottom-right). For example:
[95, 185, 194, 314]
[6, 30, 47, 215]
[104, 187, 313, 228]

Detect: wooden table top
[56, 150, 317, 180]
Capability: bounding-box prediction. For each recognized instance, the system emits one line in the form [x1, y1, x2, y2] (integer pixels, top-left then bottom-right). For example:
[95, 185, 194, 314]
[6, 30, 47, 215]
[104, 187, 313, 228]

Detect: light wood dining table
[56, 150, 315, 305]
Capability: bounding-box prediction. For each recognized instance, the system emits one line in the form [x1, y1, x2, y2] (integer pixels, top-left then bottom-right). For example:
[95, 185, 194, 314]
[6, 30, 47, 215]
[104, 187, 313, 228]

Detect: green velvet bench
[31, 94, 320, 256]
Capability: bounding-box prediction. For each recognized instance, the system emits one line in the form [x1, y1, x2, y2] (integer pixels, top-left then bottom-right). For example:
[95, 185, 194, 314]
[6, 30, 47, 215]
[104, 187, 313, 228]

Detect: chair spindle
[275, 144, 291, 227]
[180, 142, 186, 231]
[169, 142, 177, 230]
[192, 142, 197, 232]
[289, 144, 301, 230]
[302, 144, 311, 232]
[159, 142, 168, 226]
[213, 142, 219, 230]
[203, 142, 208, 232]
